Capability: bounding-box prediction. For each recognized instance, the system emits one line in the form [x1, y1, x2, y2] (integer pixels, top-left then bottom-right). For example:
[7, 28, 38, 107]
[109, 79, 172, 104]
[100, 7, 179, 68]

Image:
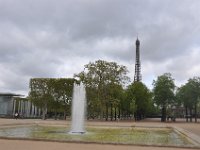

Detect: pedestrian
[14, 112, 19, 119]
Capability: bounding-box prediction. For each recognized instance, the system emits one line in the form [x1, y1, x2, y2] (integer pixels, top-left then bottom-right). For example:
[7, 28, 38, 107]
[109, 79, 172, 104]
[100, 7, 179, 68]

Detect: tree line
[29, 78, 76, 120]
[28, 60, 200, 122]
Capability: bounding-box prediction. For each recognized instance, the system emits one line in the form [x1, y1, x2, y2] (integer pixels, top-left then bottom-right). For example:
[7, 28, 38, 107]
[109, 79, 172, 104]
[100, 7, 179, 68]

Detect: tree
[75, 60, 130, 120]
[105, 83, 124, 120]
[176, 85, 189, 122]
[29, 78, 76, 120]
[29, 78, 53, 120]
[51, 78, 76, 119]
[126, 82, 152, 120]
[187, 77, 200, 122]
[153, 73, 175, 122]
[176, 77, 200, 122]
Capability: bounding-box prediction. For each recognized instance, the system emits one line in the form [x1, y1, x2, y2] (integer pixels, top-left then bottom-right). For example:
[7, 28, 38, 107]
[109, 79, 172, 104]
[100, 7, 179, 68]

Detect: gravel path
[0, 139, 197, 150]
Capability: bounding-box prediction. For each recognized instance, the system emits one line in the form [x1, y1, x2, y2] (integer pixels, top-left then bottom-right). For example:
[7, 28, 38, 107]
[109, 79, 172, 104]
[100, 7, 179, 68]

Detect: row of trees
[153, 73, 200, 122]
[29, 78, 76, 119]
[28, 60, 200, 122]
[176, 77, 200, 122]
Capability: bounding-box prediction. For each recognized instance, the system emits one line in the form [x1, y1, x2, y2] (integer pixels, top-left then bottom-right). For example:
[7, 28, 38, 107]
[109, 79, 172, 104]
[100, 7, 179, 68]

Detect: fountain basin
[0, 125, 198, 148]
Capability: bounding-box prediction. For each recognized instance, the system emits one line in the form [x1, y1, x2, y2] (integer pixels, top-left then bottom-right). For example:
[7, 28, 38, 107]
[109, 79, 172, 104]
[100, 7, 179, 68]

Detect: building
[0, 93, 21, 117]
[0, 93, 41, 118]
[134, 38, 142, 82]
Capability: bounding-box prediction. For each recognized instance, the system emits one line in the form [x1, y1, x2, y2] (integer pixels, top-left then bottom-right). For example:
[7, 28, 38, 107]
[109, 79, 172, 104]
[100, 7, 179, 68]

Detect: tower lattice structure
[134, 38, 142, 82]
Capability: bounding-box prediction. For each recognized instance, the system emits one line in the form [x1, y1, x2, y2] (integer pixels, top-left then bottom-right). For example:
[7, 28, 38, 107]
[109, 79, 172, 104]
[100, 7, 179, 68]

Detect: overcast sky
[0, 0, 200, 95]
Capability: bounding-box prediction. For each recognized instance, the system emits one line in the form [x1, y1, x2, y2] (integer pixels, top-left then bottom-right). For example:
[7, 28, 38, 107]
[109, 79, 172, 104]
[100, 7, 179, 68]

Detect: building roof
[0, 93, 23, 97]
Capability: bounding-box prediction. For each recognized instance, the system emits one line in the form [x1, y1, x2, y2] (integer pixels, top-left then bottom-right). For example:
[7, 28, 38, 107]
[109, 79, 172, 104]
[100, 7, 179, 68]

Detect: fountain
[70, 82, 86, 134]
[0, 83, 197, 148]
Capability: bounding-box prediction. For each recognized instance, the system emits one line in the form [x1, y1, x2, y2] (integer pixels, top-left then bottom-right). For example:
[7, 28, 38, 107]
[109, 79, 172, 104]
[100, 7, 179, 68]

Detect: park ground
[0, 118, 200, 150]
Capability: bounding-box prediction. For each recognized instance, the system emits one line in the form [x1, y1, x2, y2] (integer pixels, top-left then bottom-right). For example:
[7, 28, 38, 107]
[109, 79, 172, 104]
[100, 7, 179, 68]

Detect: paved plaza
[0, 118, 200, 150]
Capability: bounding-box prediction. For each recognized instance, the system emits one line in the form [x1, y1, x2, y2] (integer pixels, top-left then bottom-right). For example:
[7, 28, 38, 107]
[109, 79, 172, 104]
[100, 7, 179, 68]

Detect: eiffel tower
[134, 38, 142, 82]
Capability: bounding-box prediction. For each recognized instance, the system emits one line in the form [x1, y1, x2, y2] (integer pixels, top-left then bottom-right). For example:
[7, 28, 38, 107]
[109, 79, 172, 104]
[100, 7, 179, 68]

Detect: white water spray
[70, 82, 86, 134]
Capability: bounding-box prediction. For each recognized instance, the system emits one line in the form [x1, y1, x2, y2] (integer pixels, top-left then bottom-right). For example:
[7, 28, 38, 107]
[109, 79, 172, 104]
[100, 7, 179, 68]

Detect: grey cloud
[0, 0, 200, 94]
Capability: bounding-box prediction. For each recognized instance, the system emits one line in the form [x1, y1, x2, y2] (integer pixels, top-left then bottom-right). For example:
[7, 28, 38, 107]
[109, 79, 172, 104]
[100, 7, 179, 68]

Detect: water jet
[69, 82, 86, 134]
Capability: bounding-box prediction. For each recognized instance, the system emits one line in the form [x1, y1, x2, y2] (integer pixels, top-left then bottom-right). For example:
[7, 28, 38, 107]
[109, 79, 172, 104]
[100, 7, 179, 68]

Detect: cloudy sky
[0, 0, 200, 95]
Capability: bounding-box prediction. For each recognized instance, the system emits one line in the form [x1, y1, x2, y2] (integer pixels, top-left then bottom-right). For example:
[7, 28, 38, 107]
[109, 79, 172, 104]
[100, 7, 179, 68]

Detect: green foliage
[125, 82, 152, 120]
[153, 73, 175, 106]
[186, 77, 200, 105]
[27, 58, 200, 122]
[29, 78, 76, 119]
[176, 77, 200, 122]
[153, 73, 175, 121]
[176, 84, 192, 108]
[75, 60, 130, 120]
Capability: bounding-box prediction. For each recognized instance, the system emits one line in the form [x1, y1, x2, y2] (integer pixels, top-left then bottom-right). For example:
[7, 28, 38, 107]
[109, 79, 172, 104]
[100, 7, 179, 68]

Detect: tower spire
[134, 38, 142, 82]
